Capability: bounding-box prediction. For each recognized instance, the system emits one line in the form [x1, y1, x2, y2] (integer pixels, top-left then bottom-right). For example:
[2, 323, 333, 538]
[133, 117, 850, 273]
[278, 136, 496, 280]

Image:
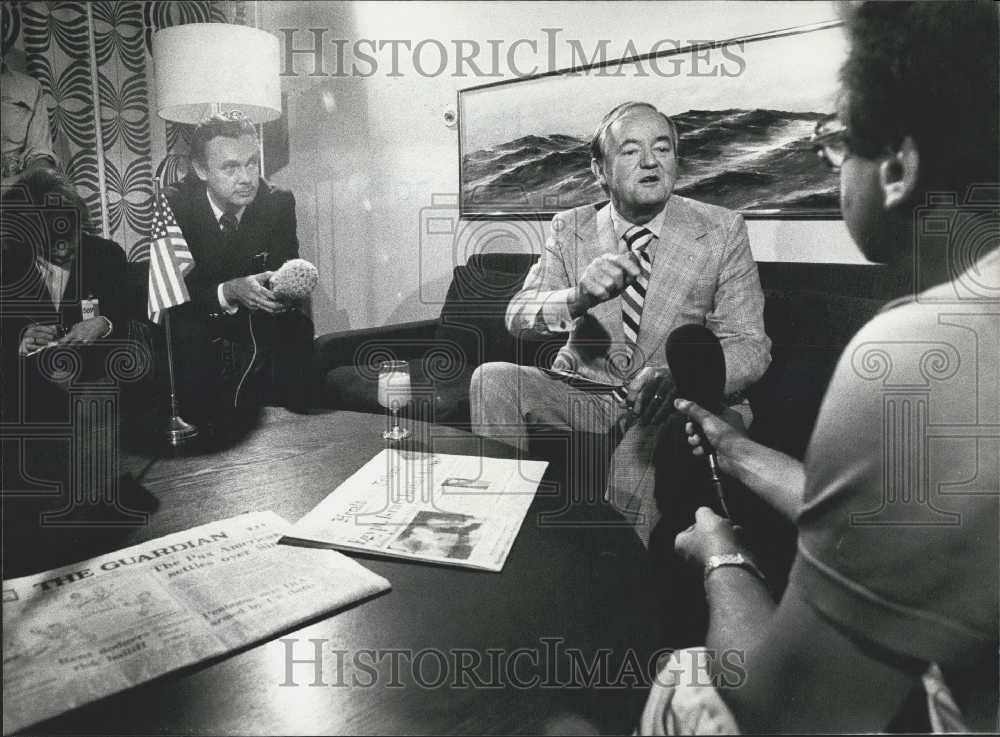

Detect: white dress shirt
[35, 257, 69, 309]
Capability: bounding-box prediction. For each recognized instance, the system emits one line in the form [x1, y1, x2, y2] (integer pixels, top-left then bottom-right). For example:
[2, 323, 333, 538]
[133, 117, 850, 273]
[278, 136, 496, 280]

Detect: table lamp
[150, 22, 282, 446]
[153, 23, 281, 125]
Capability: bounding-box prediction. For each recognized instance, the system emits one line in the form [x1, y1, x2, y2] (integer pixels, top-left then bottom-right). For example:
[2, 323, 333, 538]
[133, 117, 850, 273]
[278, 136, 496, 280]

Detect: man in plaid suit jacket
[471, 102, 770, 545]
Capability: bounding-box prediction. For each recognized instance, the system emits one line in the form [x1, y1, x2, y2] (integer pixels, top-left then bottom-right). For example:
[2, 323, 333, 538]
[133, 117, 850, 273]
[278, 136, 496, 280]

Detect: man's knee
[271, 312, 314, 365]
[471, 360, 514, 391]
[168, 309, 217, 367]
[470, 362, 520, 423]
[470, 362, 531, 453]
[282, 310, 314, 343]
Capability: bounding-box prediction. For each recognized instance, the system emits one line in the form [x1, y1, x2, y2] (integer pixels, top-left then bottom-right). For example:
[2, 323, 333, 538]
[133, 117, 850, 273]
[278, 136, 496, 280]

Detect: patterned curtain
[3, 0, 255, 258]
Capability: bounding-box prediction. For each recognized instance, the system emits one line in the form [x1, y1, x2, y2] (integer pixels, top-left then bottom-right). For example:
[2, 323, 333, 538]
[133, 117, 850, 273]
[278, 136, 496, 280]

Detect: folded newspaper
[284, 449, 547, 572]
[2, 511, 390, 733]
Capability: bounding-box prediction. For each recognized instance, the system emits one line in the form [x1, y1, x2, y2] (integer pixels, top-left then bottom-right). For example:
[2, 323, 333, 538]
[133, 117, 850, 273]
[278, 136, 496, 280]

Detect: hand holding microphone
[674, 398, 747, 477]
[269, 258, 318, 303]
[665, 324, 733, 517]
[223, 273, 283, 313]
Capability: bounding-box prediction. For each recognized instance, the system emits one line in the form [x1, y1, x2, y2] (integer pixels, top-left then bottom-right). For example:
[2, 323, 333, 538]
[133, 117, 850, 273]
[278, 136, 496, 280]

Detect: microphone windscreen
[665, 324, 726, 412]
[270, 258, 318, 302]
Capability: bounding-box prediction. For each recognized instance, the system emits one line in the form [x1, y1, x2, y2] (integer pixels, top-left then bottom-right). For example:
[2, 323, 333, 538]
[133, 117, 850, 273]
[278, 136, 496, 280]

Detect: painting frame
[458, 20, 845, 221]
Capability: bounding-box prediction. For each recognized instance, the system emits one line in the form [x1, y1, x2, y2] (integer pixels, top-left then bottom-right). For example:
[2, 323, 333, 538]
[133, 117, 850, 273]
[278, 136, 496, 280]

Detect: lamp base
[165, 414, 199, 447]
[382, 427, 411, 442]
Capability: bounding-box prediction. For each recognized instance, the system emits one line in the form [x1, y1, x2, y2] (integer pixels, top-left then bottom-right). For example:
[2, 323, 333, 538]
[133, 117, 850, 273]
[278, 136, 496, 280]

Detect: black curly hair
[838, 1, 999, 194]
[15, 167, 91, 229]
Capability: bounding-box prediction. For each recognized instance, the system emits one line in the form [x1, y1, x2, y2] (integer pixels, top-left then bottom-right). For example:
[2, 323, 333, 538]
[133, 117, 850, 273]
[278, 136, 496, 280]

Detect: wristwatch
[704, 552, 766, 583]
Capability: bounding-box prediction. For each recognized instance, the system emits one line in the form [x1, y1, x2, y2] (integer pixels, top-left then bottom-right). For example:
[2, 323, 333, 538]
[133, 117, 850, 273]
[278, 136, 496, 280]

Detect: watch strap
[704, 552, 766, 583]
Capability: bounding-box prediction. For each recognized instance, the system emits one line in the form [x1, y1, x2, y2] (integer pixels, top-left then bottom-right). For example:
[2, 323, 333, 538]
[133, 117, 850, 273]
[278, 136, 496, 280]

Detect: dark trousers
[1, 341, 154, 564]
[170, 303, 314, 419]
[645, 412, 798, 647]
[2, 342, 119, 425]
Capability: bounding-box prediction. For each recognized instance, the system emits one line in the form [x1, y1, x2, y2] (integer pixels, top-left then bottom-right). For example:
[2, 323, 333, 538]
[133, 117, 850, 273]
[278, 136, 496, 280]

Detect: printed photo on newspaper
[1, 511, 390, 734]
[283, 450, 548, 572]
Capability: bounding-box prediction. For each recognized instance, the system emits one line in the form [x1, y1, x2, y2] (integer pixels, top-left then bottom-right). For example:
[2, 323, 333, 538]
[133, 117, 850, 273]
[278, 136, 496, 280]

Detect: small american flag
[147, 190, 194, 324]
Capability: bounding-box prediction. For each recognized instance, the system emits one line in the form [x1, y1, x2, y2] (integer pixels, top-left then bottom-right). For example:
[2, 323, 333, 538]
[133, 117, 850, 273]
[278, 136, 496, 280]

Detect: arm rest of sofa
[312, 319, 445, 412]
[313, 318, 439, 373]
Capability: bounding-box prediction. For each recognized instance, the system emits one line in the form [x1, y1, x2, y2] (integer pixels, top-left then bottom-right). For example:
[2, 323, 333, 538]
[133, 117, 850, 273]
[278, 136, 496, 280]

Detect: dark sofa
[315, 253, 565, 426]
[314, 253, 903, 460]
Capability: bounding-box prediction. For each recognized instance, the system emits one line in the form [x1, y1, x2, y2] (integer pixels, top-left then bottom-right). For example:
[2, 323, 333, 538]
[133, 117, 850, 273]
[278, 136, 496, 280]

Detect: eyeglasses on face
[812, 114, 851, 172]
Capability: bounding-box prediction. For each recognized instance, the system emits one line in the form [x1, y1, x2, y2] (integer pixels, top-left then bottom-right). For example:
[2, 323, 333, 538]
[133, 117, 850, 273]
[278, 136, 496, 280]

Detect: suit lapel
[193, 181, 266, 275]
[184, 182, 224, 272]
[239, 190, 264, 267]
[563, 199, 713, 380]
[29, 266, 56, 315]
[637, 196, 709, 364]
[581, 204, 627, 345]
[557, 204, 630, 383]
[200, 190, 223, 239]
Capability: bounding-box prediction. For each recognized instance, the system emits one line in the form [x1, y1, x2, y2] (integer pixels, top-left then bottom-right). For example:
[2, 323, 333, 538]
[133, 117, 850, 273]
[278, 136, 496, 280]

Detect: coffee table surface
[21, 408, 656, 735]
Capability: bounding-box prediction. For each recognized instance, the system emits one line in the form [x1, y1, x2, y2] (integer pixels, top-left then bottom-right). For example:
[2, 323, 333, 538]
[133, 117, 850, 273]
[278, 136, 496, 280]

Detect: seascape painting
[459, 21, 847, 219]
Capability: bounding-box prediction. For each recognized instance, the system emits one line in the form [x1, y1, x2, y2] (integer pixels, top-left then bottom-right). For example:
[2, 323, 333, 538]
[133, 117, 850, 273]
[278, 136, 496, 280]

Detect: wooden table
[5, 408, 659, 735]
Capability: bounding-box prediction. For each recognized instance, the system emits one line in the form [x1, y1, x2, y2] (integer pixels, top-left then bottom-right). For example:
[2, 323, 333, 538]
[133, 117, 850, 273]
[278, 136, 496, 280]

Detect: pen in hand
[20, 323, 64, 358]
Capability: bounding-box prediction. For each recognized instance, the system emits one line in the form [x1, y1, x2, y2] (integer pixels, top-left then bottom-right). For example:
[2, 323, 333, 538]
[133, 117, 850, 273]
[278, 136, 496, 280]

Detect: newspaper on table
[2, 511, 390, 733]
[284, 449, 547, 572]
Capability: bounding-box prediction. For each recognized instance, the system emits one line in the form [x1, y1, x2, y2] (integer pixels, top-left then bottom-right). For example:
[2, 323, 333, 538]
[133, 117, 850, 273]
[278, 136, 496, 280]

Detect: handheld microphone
[665, 324, 730, 517]
[270, 258, 318, 302]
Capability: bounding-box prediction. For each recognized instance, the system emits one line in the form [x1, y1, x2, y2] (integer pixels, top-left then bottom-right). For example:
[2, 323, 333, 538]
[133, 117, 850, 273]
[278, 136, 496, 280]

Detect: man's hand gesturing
[569, 253, 642, 317]
[222, 271, 286, 313]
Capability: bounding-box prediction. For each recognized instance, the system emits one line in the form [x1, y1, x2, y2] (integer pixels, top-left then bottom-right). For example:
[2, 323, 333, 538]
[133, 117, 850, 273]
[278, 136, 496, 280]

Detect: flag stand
[163, 308, 198, 447]
[151, 176, 197, 448]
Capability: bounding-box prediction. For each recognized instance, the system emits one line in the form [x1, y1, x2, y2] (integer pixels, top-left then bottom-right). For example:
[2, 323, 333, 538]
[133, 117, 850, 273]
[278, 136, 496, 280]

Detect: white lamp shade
[153, 23, 281, 124]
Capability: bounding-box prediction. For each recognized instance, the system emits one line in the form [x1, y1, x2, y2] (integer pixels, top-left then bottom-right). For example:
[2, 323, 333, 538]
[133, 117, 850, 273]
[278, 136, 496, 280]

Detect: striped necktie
[621, 225, 655, 352]
[610, 225, 655, 406]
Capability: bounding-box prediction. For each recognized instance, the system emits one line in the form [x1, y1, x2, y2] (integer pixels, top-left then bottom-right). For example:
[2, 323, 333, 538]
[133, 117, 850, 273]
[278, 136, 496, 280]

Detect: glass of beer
[378, 360, 412, 441]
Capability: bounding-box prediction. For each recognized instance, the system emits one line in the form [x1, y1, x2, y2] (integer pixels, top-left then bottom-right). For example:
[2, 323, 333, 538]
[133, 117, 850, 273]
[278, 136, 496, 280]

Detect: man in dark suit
[1, 168, 128, 424]
[3, 169, 159, 569]
[166, 113, 313, 421]
[1, 167, 134, 537]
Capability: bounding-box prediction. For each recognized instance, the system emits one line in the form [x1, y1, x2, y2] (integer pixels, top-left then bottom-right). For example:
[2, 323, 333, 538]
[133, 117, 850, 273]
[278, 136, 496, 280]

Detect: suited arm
[183, 264, 229, 315]
[177, 188, 301, 315]
[269, 190, 300, 267]
[21, 78, 59, 171]
[163, 187, 223, 316]
[505, 213, 579, 337]
[707, 213, 771, 394]
[63, 238, 128, 341]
